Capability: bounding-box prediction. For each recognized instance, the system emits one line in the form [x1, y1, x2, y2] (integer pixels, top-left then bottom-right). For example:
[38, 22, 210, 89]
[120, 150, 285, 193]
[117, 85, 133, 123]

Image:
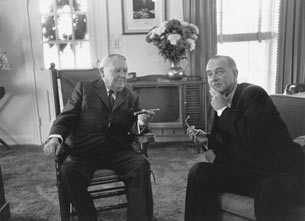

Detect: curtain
[182, 0, 217, 132]
[183, 0, 217, 79]
[276, 0, 305, 93]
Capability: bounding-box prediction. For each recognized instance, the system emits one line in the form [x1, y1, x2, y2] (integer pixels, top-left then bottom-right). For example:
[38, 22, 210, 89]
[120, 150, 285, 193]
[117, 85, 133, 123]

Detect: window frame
[216, 0, 279, 93]
[39, 0, 109, 69]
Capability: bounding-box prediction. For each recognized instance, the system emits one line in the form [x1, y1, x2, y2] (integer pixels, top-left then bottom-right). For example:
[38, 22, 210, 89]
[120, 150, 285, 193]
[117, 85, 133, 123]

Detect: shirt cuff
[217, 106, 228, 116]
[47, 134, 63, 143]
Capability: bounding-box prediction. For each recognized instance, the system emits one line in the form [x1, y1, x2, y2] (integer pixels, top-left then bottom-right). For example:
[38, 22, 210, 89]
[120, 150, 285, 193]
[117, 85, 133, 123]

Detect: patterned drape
[276, 0, 305, 93]
[182, 0, 217, 79]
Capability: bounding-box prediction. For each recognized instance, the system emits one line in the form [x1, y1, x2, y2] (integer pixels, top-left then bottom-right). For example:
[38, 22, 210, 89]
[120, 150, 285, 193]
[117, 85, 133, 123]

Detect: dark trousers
[60, 149, 153, 221]
[184, 162, 303, 221]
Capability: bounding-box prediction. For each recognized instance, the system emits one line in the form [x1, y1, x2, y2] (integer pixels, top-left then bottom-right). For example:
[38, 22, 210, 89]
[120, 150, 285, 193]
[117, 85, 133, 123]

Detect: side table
[0, 87, 10, 150]
[0, 165, 10, 221]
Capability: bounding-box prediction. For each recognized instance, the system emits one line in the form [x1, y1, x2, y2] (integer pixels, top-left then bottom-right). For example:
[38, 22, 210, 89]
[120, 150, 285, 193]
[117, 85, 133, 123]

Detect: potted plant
[146, 19, 199, 80]
[0, 44, 11, 99]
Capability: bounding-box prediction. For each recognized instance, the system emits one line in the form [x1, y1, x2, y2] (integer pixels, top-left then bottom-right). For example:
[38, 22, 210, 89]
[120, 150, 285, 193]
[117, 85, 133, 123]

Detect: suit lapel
[94, 78, 109, 108]
[231, 83, 242, 109]
[113, 88, 127, 111]
[95, 78, 128, 111]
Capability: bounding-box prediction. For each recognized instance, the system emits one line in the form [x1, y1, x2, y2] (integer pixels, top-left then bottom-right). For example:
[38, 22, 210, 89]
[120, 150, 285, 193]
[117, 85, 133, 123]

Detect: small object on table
[0, 87, 10, 150]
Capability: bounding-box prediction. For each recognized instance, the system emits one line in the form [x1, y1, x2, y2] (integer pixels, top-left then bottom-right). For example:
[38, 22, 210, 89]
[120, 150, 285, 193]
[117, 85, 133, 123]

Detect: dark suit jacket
[209, 83, 304, 178]
[50, 78, 141, 155]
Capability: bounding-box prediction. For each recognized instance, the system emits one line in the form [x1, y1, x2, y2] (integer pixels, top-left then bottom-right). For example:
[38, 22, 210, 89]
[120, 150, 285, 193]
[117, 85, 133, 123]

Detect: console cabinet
[128, 75, 207, 142]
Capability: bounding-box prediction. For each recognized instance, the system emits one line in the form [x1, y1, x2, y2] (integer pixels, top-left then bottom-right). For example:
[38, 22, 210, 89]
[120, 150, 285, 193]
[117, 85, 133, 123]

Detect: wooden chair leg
[0, 165, 10, 221]
[57, 182, 71, 221]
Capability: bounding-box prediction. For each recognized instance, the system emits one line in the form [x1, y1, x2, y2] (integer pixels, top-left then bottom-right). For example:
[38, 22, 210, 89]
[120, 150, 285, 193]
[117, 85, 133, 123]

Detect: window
[217, 0, 280, 93]
[39, 0, 91, 69]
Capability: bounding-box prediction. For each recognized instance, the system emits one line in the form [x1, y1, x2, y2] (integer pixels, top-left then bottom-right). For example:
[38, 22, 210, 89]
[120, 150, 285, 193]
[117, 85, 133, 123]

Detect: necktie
[108, 90, 115, 110]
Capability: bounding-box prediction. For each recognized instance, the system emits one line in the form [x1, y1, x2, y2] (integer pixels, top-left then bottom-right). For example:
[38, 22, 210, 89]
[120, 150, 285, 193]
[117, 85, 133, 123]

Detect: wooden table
[0, 165, 10, 221]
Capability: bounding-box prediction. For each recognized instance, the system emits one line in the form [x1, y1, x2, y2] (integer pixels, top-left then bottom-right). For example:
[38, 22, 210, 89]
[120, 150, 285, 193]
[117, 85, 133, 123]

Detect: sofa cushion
[270, 95, 305, 139]
[218, 193, 255, 220]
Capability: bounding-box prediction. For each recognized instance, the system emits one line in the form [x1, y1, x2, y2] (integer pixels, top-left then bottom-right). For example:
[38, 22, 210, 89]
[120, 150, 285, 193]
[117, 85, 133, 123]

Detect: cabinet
[128, 75, 207, 142]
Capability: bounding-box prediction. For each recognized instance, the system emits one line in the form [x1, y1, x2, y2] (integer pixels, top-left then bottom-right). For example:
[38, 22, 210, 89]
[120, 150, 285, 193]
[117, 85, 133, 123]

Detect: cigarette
[133, 108, 160, 115]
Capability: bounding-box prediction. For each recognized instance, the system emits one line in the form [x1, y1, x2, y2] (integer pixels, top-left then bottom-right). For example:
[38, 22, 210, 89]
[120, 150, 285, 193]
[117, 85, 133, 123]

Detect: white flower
[181, 21, 189, 26]
[159, 21, 167, 30]
[189, 24, 199, 35]
[187, 39, 196, 51]
[191, 34, 198, 40]
[148, 27, 159, 37]
[167, 34, 181, 45]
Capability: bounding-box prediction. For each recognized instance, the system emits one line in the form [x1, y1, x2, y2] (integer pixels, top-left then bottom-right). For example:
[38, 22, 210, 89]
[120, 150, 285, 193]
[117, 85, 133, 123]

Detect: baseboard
[0, 135, 40, 146]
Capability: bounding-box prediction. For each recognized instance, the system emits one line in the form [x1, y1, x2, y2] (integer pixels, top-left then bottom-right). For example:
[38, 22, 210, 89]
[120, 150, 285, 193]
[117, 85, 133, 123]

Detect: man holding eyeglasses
[184, 55, 304, 221]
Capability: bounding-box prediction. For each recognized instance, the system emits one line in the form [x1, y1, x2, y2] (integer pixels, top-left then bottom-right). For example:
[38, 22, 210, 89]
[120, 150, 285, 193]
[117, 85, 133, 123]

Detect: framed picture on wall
[122, 0, 166, 34]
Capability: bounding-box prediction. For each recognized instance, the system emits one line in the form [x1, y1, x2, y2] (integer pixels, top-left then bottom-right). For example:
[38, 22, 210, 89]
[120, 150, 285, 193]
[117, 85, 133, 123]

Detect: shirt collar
[226, 83, 238, 108]
[106, 87, 117, 99]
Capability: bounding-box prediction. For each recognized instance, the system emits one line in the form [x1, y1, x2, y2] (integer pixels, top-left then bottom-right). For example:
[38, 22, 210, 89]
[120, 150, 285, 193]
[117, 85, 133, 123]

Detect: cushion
[218, 193, 255, 220]
[294, 135, 305, 148]
[270, 95, 305, 139]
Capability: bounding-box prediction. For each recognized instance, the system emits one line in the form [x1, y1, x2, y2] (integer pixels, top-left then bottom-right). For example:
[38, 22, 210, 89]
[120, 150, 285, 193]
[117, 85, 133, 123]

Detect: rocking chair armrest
[54, 146, 69, 175]
[134, 132, 156, 144]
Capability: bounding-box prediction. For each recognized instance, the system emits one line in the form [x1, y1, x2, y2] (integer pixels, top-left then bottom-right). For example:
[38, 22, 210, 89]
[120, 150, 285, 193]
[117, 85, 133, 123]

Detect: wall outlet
[111, 34, 122, 49]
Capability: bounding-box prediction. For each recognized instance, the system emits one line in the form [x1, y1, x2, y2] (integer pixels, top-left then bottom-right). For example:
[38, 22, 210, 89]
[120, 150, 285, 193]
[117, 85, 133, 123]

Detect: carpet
[0, 142, 203, 221]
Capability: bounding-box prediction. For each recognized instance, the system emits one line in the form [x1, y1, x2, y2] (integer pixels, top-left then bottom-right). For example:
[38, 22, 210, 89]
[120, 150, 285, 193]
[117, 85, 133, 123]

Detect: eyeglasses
[184, 115, 191, 128]
[185, 115, 207, 135]
[185, 115, 208, 151]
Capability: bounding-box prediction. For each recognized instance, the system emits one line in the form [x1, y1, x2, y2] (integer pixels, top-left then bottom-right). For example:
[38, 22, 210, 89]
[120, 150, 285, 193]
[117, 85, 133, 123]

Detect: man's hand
[138, 110, 155, 126]
[209, 88, 229, 111]
[43, 137, 62, 157]
[186, 125, 208, 144]
[204, 149, 216, 163]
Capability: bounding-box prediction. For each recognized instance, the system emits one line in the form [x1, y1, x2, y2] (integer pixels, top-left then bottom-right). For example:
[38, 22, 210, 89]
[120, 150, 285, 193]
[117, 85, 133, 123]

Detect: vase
[166, 60, 184, 80]
[0, 86, 5, 100]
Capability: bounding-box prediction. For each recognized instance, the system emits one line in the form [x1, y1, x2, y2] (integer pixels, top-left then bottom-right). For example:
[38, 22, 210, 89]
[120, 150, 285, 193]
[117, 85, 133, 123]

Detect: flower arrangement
[145, 19, 199, 63]
[0, 44, 11, 71]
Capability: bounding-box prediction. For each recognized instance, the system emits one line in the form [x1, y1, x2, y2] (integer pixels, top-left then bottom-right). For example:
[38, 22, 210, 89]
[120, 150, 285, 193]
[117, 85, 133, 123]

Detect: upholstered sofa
[217, 94, 305, 221]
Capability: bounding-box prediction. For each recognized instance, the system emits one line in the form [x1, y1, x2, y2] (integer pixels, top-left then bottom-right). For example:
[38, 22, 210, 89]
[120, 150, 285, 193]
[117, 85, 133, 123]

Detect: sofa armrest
[294, 135, 305, 150]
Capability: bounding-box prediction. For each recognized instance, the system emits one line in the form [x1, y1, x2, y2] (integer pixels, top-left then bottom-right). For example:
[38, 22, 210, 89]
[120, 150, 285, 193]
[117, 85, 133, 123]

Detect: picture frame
[122, 0, 166, 34]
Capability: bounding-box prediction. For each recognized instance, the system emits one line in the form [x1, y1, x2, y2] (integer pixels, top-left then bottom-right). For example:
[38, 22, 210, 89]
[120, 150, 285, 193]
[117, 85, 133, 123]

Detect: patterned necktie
[108, 90, 115, 110]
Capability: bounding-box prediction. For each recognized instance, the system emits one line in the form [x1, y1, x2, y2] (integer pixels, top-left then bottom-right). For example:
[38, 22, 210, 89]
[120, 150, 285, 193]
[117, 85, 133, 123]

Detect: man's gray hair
[209, 55, 238, 72]
[100, 54, 127, 69]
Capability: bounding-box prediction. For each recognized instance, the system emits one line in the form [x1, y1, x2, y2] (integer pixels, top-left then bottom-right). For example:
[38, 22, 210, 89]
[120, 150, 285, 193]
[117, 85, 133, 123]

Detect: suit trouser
[184, 162, 303, 221]
[60, 148, 154, 221]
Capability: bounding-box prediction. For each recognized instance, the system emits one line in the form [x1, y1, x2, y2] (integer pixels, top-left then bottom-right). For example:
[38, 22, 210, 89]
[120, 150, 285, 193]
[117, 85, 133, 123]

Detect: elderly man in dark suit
[184, 55, 304, 221]
[43, 54, 155, 221]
